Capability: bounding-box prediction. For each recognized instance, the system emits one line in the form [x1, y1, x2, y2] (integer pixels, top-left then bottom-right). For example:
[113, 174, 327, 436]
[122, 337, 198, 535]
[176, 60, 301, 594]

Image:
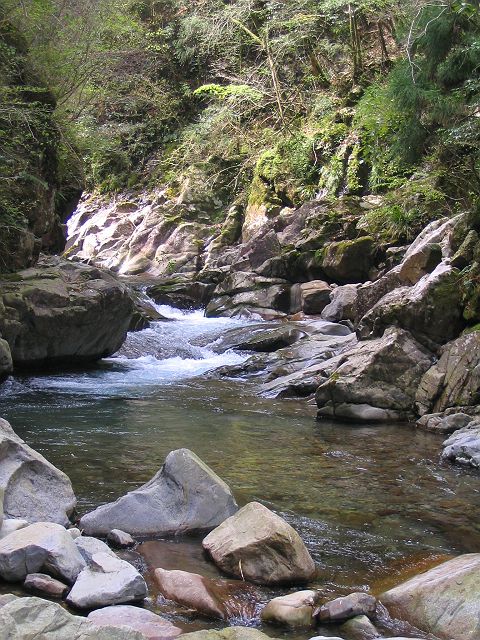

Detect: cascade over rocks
[0, 596, 144, 639]
[380, 554, 480, 640]
[0, 417, 76, 526]
[316, 327, 434, 422]
[80, 448, 238, 536]
[0, 522, 86, 584]
[0, 256, 133, 368]
[202, 501, 316, 586]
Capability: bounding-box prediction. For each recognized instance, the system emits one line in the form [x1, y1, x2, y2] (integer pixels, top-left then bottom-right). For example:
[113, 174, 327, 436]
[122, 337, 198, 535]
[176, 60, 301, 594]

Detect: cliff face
[0, 23, 82, 273]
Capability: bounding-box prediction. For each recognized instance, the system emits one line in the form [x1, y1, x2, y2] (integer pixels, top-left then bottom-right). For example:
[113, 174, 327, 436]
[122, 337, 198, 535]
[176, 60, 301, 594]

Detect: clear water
[1, 305, 479, 638]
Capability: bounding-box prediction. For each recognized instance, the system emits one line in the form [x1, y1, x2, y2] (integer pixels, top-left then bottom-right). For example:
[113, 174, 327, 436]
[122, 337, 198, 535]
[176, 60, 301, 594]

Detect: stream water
[1, 304, 480, 638]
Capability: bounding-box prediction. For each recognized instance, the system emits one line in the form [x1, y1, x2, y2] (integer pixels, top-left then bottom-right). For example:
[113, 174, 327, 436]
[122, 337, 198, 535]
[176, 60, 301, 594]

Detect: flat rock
[66, 551, 147, 609]
[261, 590, 320, 628]
[155, 567, 258, 621]
[88, 605, 182, 639]
[80, 449, 238, 537]
[23, 572, 69, 598]
[380, 553, 480, 640]
[316, 592, 377, 622]
[0, 595, 144, 639]
[0, 417, 76, 526]
[0, 521, 85, 583]
[202, 502, 316, 586]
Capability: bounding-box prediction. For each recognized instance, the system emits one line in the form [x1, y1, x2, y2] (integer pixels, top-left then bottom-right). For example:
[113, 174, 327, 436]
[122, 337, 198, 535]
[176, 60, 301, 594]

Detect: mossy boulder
[322, 236, 375, 283]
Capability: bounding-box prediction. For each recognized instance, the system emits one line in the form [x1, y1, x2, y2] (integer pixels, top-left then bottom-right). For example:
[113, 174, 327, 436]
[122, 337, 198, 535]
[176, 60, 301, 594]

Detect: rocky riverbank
[0, 415, 478, 640]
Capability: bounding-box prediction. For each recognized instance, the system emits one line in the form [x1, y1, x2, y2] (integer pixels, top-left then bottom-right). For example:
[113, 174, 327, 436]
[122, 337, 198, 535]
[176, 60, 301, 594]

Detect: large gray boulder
[66, 552, 147, 609]
[80, 449, 238, 536]
[416, 332, 480, 415]
[0, 521, 86, 583]
[0, 256, 133, 368]
[0, 417, 76, 526]
[0, 596, 144, 639]
[88, 606, 182, 639]
[316, 327, 433, 422]
[442, 423, 480, 469]
[380, 554, 480, 640]
[203, 502, 316, 586]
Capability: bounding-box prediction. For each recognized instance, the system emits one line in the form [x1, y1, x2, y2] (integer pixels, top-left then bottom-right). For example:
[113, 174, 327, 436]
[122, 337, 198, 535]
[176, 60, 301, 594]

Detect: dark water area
[0, 305, 479, 638]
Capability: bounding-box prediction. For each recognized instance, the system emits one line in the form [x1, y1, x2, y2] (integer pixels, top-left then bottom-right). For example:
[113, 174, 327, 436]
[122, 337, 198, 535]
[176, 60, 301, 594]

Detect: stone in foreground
[179, 628, 275, 640]
[380, 554, 480, 640]
[80, 449, 238, 536]
[88, 605, 182, 639]
[75, 535, 116, 564]
[261, 590, 320, 628]
[23, 572, 69, 598]
[0, 417, 76, 526]
[0, 595, 144, 639]
[66, 551, 147, 609]
[316, 592, 377, 622]
[0, 521, 85, 583]
[202, 502, 315, 586]
[155, 567, 258, 621]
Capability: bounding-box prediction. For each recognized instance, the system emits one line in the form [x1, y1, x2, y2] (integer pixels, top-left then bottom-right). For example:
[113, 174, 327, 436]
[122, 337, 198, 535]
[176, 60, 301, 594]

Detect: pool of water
[1, 305, 479, 638]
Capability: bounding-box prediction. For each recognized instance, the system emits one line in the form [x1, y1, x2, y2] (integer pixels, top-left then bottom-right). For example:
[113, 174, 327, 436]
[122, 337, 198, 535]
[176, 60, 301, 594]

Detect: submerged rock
[0, 595, 144, 639]
[316, 327, 433, 422]
[66, 552, 147, 609]
[0, 417, 76, 526]
[155, 567, 258, 621]
[0, 257, 133, 368]
[88, 605, 182, 639]
[380, 554, 480, 640]
[80, 449, 238, 536]
[0, 522, 85, 584]
[202, 501, 316, 586]
[261, 590, 320, 628]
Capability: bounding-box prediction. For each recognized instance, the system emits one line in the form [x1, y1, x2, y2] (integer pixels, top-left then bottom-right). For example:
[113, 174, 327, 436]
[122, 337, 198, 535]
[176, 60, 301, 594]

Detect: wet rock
[202, 501, 315, 586]
[442, 423, 480, 469]
[0, 519, 29, 540]
[80, 449, 237, 537]
[416, 411, 476, 433]
[107, 529, 135, 548]
[298, 281, 332, 315]
[0, 257, 133, 367]
[316, 592, 377, 622]
[75, 536, 116, 564]
[0, 521, 86, 583]
[380, 553, 480, 640]
[316, 328, 433, 422]
[0, 338, 12, 380]
[416, 332, 480, 415]
[179, 628, 276, 640]
[0, 417, 76, 526]
[155, 567, 258, 621]
[206, 279, 292, 319]
[214, 323, 307, 353]
[322, 237, 374, 284]
[261, 590, 320, 628]
[66, 551, 147, 609]
[338, 614, 380, 639]
[88, 605, 183, 639]
[357, 263, 464, 348]
[321, 284, 359, 322]
[23, 572, 69, 598]
[0, 595, 144, 639]
[147, 280, 214, 310]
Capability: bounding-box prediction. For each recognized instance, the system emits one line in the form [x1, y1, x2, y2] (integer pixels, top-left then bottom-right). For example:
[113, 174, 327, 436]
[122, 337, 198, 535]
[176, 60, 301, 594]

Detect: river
[1, 303, 479, 637]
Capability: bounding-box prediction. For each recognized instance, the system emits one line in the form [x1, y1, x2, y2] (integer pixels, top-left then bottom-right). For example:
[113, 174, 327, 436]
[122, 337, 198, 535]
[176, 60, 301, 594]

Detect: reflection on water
[0, 306, 479, 638]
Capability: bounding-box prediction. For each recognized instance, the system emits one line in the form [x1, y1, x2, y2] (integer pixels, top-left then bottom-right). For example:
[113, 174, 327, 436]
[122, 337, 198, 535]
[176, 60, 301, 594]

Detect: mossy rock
[322, 236, 375, 284]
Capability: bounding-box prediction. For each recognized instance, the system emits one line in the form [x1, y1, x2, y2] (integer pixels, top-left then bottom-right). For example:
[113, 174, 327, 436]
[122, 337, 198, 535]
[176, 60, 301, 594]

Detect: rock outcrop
[316, 328, 433, 422]
[0, 522, 85, 583]
[80, 449, 238, 536]
[0, 417, 76, 526]
[0, 257, 133, 368]
[202, 502, 316, 586]
[380, 554, 480, 640]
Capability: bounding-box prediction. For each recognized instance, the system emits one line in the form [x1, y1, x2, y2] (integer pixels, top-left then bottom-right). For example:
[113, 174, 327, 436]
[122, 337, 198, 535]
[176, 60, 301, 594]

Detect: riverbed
[1, 305, 479, 637]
